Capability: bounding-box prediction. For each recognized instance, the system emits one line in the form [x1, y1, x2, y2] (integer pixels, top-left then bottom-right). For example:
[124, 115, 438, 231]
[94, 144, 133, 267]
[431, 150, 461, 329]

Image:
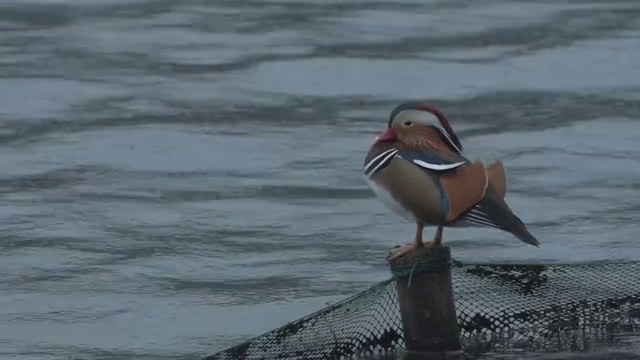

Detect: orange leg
[425, 226, 443, 247]
[387, 223, 424, 260]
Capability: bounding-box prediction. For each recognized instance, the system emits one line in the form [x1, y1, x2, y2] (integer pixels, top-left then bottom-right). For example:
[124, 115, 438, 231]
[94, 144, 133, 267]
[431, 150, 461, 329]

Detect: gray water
[1, 0, 640, 359]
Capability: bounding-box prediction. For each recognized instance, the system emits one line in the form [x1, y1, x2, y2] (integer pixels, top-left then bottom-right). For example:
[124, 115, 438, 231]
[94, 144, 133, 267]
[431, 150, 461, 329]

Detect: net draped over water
[207, 261, 640, 360]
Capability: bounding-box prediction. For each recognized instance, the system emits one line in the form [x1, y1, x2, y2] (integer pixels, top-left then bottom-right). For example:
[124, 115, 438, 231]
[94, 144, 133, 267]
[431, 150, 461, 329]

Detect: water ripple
[1, 0, 640, 358]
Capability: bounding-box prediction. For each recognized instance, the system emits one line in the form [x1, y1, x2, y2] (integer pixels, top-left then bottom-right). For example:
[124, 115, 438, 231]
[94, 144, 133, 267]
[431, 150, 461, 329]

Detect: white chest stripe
[364, 148, 398, 177]
[364, 148, 397, 173]
[412, 159, 466, 171]
[368, 150, 398, 177]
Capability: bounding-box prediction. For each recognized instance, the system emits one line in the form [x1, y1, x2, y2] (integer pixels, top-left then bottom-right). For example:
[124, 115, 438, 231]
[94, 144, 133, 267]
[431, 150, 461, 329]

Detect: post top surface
[387, 245, 452, 268]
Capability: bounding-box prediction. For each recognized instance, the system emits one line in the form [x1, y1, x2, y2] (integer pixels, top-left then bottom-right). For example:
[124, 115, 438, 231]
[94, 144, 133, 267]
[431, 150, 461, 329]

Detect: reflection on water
[1, 0, 640, 359]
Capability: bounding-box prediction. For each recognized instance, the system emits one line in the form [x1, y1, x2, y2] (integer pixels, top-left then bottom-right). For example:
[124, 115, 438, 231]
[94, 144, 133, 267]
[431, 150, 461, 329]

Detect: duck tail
[511, 219, 541, 247]
[458, 188, 541, 247]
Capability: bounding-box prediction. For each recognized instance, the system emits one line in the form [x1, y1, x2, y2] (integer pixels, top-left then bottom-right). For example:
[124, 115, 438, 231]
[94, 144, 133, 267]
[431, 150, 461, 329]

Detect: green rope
[389, 260, 453, 287]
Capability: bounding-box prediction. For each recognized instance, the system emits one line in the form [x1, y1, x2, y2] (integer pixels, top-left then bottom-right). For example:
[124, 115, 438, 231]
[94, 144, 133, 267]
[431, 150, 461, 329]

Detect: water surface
[1, 0, 640, 359]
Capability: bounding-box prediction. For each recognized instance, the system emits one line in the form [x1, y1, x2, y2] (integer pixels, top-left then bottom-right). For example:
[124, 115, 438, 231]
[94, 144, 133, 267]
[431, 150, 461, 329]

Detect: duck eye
[403, 120, 413, 126]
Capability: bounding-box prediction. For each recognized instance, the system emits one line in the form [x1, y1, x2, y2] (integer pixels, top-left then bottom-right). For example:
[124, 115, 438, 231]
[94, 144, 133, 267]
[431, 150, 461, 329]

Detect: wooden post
[387, 245, 463, 358]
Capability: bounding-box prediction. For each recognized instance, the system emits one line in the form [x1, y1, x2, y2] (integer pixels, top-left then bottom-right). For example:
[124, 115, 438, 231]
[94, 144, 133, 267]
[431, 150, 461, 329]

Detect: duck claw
[386, 243, 417, 261]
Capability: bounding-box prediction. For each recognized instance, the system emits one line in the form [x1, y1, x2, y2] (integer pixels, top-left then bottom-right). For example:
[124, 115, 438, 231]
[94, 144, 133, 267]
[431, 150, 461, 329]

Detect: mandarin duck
[364, 102, 540, 260]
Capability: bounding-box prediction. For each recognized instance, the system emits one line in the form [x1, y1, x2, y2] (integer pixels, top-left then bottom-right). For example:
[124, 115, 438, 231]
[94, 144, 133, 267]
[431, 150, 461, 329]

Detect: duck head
[374, 102, 462, 153]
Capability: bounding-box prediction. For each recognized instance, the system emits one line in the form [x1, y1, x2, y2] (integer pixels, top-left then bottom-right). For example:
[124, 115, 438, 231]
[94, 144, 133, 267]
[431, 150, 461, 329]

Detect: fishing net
[206, 260, 640, 360]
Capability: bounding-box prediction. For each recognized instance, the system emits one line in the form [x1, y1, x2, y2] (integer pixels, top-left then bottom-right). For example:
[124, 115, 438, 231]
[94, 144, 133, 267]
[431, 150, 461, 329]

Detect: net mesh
[206, 261, 640, 360]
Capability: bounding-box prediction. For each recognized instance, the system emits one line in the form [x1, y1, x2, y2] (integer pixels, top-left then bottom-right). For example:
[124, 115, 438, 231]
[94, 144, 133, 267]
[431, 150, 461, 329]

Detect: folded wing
[396, 149, 487, 221]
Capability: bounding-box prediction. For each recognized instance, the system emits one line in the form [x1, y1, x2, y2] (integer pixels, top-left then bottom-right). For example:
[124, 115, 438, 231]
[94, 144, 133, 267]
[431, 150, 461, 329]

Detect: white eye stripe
[395, 109, 440, 127]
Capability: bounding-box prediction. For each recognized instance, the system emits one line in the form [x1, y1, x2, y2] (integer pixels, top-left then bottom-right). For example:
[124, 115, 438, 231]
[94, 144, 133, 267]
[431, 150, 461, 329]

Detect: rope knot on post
[390, 259, 453, 288]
